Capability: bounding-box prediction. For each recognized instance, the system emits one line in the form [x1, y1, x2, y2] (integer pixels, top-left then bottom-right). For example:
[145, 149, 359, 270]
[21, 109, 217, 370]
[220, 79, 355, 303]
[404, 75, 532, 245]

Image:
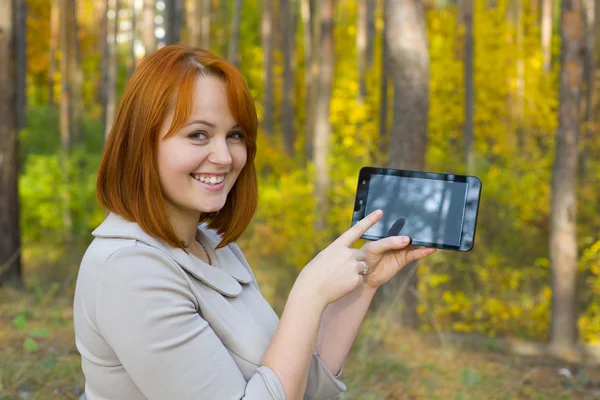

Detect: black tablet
[351, 167, 482, 251]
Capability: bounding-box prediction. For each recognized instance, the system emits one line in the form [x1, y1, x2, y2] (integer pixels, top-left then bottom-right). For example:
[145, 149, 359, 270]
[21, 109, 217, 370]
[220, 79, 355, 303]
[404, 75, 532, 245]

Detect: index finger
[337, 210, 383, 247]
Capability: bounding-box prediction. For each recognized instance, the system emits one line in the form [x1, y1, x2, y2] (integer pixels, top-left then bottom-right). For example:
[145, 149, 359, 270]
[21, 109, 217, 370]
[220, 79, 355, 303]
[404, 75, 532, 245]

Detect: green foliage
[19, 106, 61, 159]
[19, 106, 105, 246]
[23, 337, 39, 353]
[234, 0, 600, 344]
[13, 314, 27, 331]
[12, 312, 49, 353]
[579, 239, 600, 344]
[20, 150, 104, 244]
[460, 366, 481, 388]
[16, 0, 600, 347]
[7, 1, 600, 397]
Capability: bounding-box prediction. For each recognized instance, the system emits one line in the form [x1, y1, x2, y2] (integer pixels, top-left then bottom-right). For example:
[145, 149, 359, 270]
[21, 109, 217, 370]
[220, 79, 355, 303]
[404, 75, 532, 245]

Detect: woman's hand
[359, 233, 437, 289]
[295, 210, 385, 308]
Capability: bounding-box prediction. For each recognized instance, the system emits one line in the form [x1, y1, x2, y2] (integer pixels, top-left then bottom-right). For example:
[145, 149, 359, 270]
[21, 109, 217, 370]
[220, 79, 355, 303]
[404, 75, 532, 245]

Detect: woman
[73, 45, 436, 400]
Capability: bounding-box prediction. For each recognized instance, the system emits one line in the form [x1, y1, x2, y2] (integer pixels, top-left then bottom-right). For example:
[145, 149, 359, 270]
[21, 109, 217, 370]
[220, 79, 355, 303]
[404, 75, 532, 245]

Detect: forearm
[316, 283, 378, 375]
[261, 286, 326, 400]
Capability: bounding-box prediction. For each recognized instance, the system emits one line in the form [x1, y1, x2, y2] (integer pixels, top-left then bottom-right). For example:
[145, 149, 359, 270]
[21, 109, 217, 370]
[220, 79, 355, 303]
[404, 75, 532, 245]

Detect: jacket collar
[92, 213, 252, 297]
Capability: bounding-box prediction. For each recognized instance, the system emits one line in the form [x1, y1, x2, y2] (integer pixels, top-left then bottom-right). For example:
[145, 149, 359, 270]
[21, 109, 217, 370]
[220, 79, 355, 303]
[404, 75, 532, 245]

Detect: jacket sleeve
[229, 243, 347, 400]
[96, 245, 287, 400]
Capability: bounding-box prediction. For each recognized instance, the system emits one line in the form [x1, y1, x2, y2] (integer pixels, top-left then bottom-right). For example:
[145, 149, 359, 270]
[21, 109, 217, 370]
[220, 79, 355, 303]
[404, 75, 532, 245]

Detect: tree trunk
[60, 0, 78, 242]
[143, 0, 156, 55]
[301, 0, 313, 159]
[60, 0, 73, 153]
[96, 0, 107, 105]
[591, 0, 600, 177]
[129, 0, 138, 77]
[357, 0, 368, 99]
[378, 0, 388, 161]
[549, 0, 584, 352]
[228, 0, 242, 67]
[313, 0, 334, 232]
[514, 0, 525, 150]
[0, 0, 23, 287]
[219, 0, 228, 56]
[455, 0, 463, 59]
[464, 0, 474, 173]
[305, 0, 320, 160]
[101, 0, 110, 135]
[357, 0, 372, 154]
[290, 0, 298, 86]
[541, 0, 552, 71]
[57, 0, 82, 146]
[281, 0, 295, 155]
[261, 0, 274, 136]
[380, 0, 430, 329]
[186, 0, 200, 47]
[581, 0, 595, 178]
[15, 0, 26, 131]
[366, 0, 375, 68]
[165, 0, 182, 45]
[201, 0, 210, 49]
[49, 0, 60, 106]
[70, 0, 84, 147]
[104, 0, 119, 141]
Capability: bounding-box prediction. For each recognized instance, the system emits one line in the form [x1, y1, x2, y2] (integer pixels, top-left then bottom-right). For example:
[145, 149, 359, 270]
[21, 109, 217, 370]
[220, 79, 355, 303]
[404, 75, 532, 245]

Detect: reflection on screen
[364, 175, 468, 246]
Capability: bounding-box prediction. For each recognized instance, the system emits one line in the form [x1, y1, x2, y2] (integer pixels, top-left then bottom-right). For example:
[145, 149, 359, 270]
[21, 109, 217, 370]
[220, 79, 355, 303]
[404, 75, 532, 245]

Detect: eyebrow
[184, 119, 240, 130]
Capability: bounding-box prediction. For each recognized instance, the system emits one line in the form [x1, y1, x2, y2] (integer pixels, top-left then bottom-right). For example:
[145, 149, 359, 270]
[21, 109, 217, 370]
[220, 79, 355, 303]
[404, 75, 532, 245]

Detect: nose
[208, 138, 233, 166]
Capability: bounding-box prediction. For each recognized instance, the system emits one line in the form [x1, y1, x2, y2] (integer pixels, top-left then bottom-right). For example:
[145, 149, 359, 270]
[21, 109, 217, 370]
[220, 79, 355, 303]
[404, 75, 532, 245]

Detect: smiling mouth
[190, 173, 226, 185]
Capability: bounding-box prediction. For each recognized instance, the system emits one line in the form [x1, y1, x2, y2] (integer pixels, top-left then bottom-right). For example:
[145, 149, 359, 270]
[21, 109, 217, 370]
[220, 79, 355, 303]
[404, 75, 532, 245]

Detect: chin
[198, 203, 226, 214]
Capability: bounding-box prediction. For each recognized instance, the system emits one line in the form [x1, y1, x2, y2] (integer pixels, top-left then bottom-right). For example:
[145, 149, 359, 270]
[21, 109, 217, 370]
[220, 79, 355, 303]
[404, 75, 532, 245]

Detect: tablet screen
[364, 174, 468, 246]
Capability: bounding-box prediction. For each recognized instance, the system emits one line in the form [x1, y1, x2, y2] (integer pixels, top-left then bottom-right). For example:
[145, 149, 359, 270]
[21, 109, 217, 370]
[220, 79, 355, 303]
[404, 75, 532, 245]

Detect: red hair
[96, 45, 258, 249]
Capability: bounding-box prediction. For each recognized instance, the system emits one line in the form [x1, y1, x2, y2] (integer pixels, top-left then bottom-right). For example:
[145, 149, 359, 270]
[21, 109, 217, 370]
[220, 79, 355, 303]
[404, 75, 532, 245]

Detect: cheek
[156, 151, 170, 181]
[233, 146, 248, 171]
[159, 144, 203, 176]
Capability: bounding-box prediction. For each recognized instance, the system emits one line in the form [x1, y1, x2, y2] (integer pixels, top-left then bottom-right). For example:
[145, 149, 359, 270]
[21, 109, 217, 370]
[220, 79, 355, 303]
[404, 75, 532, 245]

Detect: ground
[1, 285, 599, 400]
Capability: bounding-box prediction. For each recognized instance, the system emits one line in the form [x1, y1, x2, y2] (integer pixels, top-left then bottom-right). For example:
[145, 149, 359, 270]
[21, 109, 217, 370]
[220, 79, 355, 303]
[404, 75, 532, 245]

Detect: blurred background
[1, 0, 600, 398]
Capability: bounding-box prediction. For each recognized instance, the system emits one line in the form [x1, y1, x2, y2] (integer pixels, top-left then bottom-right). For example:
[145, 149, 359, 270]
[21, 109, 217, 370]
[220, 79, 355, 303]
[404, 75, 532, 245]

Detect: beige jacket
[73, 213, 346, 400]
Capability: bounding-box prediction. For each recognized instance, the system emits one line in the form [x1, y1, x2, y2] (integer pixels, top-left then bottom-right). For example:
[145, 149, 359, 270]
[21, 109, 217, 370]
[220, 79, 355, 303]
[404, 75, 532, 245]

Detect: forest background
[1, 0, 600, 398]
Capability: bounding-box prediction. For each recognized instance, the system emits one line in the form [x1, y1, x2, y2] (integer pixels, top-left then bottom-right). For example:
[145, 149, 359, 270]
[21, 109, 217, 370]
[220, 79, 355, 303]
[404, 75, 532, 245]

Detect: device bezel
[351, 166, 482, 252]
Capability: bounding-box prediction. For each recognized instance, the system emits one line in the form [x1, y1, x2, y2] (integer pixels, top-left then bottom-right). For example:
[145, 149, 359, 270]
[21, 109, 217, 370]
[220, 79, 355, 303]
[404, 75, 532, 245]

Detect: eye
[188, 131, 208, 141]
[228, 131, 245, 141]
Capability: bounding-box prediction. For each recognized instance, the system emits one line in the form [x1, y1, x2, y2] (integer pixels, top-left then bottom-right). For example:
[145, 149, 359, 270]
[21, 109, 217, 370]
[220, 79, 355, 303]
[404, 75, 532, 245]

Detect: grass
[0, 286, 83, 399]
[343, 319, 600, 399]
[1, 247, 599, 399]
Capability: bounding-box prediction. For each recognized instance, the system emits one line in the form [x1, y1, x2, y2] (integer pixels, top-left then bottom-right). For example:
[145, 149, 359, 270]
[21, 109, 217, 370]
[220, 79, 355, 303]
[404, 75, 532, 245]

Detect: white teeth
[193, 174, 225, 185]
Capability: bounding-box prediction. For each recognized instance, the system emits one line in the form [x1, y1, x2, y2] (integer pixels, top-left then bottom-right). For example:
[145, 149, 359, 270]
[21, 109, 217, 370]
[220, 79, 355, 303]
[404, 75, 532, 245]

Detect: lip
[196, 179, 226, 191]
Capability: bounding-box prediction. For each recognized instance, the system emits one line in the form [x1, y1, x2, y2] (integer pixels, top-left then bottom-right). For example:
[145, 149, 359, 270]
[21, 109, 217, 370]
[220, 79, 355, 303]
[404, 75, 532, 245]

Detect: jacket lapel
[92, 213, 251, 297]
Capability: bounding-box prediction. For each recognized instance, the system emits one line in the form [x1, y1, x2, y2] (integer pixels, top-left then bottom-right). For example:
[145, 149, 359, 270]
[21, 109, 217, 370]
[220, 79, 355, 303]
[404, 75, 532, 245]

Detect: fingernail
[374, 210, 383, 217]
[399, 236, 410, 244]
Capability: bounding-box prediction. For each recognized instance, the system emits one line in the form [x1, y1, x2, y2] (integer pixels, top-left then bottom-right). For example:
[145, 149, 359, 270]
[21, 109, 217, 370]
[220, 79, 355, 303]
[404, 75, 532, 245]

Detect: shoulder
[75, 238, 198, 338]
[92, 240, 198, 322]
[83, 236, 175, 269]
[104, 240, 189, 283]
[81, 237, 194, 296]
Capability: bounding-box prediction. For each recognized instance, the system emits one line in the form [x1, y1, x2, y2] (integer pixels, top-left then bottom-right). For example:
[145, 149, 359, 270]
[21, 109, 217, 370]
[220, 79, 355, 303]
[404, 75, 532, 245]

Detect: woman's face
[157, 75, 247, 219]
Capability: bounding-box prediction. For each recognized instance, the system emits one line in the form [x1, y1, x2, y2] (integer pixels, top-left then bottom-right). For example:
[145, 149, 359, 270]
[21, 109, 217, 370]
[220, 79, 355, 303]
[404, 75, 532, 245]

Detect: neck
[165, 204, 201, 248]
